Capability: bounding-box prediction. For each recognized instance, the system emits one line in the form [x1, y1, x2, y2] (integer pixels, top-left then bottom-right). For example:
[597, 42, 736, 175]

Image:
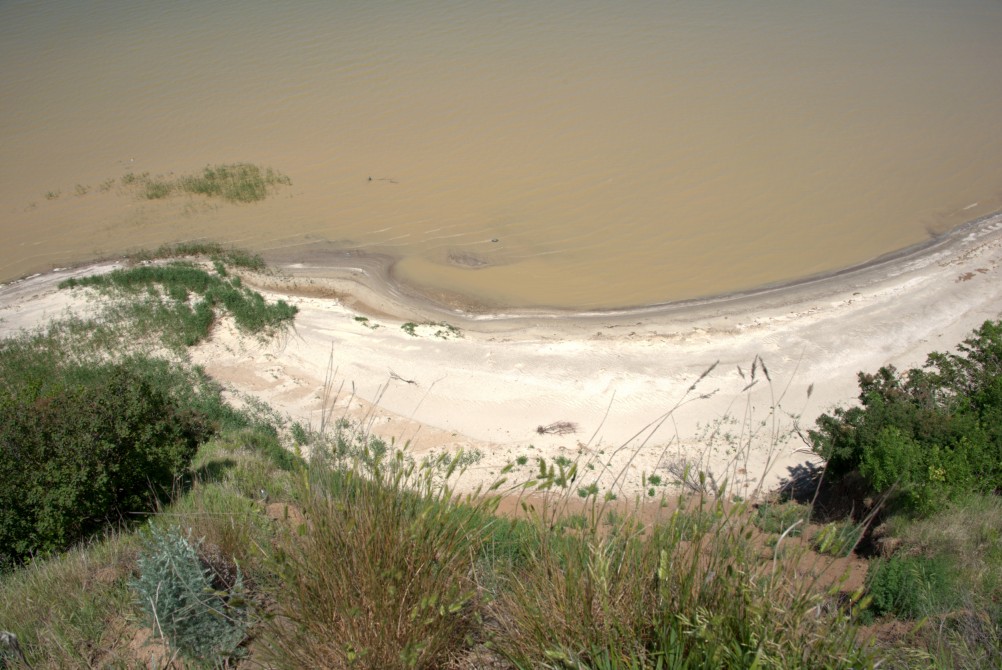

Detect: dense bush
[0, 358, 214, 569]
[810, 320, 1002, 515]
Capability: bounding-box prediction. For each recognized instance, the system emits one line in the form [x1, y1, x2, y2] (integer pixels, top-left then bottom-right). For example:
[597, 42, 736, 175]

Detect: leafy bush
[866, 554, 957, 620]
[0, 359, 212, 568]
[132, 525, 247, 664]
[810, 320, 1002, 515]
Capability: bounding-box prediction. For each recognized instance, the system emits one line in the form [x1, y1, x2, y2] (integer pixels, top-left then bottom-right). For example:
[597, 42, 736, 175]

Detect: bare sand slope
[3, 213, 1002, 498]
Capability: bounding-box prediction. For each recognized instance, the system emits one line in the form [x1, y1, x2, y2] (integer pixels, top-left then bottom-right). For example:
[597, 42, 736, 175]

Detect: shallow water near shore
[2, 0, 1001, 309]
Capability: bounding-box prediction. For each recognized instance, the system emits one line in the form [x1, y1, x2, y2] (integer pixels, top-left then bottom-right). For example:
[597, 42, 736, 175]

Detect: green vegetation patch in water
[123, 163, 291, 204]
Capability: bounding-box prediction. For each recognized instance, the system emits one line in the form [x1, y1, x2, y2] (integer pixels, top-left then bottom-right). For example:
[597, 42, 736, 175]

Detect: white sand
[4, 213, 1002, 499]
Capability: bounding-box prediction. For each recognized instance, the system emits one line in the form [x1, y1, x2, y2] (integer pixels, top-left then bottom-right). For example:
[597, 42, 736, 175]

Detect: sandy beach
[3, 211, 1002, 499]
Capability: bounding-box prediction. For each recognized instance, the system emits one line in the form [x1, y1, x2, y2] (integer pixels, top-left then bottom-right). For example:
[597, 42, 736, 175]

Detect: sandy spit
[3, 213, 1002, 499]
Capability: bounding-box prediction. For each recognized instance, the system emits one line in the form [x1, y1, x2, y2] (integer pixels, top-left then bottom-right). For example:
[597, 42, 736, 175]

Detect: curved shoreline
[3, 210, 1002, 497]
[255, 209, 1002, 328]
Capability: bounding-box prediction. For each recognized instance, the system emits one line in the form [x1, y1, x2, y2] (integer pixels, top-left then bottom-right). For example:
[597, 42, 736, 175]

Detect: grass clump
[490, 488, 872, 668]
[124, 163, 291, 204]
[0, 535, 138, 668]
[754, 500, 809, 537]
[266, 445, 503, 669]
[866, 554, 958, 620]
[813, 520, 863, 557]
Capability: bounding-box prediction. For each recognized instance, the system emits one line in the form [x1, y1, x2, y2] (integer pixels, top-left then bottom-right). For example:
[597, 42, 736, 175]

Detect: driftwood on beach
[536, 421, 578, 435]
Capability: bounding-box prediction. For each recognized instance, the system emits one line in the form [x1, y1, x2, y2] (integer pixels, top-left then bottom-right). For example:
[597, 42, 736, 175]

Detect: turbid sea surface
[2, 0, 1001, 309]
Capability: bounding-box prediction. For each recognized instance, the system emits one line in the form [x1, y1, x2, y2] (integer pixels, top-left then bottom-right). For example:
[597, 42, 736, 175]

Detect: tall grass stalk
[264, 411, 511, 669]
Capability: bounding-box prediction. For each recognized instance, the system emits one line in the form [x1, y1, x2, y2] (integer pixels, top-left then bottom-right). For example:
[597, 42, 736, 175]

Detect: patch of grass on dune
[59, 262, 297, 348]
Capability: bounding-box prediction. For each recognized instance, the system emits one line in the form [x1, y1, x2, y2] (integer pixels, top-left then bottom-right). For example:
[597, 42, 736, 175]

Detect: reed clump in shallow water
[122, 163, 291, 204]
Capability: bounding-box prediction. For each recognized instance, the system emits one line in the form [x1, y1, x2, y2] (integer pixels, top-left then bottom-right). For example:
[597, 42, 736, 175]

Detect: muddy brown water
[2, 0, 1001, 310]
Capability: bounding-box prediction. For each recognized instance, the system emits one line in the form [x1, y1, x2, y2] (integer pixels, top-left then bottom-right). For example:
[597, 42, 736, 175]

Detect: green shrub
[290, 421, 309, 446]
[132, 525, 247, 664]
[810, 320, 1002, 516]
[0, 361, 212, 568]
[866, 554, 957, 620]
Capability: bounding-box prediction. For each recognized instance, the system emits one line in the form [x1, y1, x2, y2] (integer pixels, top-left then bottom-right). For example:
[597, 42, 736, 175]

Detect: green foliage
[0, 357, 212, 569]
[132, 525, 247, 664]
[246, 427, 302, 471]
[180, 163, 291, 203]
[440, 448, 483, 468]
[290, 421, 309, 446]
[866, 554, 957, 620]
[810, 320, 1002, 515]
